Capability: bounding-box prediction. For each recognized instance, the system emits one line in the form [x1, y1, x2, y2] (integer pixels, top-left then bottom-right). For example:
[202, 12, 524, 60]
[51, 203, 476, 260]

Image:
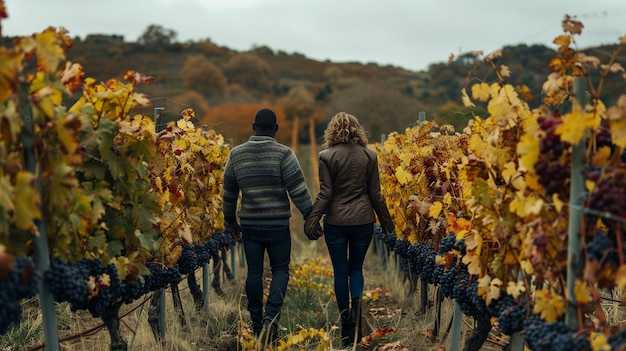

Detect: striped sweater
[222, 136, 313, 227]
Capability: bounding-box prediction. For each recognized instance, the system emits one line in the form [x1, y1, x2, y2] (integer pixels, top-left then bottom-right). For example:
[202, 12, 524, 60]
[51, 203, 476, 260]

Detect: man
[222, 108, 314, 345]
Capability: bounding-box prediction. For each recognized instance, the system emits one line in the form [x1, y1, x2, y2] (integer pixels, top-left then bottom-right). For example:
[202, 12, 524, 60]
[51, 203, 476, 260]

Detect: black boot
[259, 319, 278, 349]
[349, 298, 363, 345]
[340, 309, 353, 346]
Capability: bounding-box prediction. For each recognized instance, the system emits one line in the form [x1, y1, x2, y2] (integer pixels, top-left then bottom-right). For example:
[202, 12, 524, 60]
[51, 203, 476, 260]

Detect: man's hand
[230, 225, 242, 242]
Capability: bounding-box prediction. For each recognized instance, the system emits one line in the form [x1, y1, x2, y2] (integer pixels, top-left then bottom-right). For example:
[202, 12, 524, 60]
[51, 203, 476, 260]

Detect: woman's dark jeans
[241, 224, 291, 334]
[324, 223, 373, 312]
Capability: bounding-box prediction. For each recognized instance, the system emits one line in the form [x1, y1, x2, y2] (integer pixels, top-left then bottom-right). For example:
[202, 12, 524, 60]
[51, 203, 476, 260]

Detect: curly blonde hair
[322, 112, 368, 148]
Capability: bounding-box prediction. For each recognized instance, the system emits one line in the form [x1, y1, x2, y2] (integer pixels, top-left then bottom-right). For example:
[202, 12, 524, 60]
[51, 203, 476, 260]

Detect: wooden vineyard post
[23, 110, 60, 351]
[566, 78, 586, 329]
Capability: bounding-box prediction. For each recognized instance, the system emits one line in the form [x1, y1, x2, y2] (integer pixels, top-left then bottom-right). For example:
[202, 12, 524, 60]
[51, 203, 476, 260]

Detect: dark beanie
[255, 108, 277, 127]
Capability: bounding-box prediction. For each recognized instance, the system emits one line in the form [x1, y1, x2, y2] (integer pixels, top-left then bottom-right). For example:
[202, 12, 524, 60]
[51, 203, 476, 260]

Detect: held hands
[229, 224, 242, 242]
[304, 217, 324, 241]
[382, 218, 395, 235]
[306, 224, 324, 240]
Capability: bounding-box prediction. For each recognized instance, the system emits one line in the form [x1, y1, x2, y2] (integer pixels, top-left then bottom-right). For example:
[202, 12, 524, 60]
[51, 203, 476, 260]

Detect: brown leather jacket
[304, 143, 394, 236]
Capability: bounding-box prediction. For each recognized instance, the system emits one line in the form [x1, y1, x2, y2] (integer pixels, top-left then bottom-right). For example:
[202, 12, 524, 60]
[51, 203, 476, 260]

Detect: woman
[304, 112, 395, 347]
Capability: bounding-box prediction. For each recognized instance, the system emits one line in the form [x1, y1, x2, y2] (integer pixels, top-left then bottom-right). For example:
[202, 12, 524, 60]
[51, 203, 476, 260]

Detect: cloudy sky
[3, 0, 624, 72]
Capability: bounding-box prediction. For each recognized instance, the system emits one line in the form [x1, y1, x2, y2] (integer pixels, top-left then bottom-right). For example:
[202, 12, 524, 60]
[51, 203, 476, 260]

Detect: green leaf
[107, 240, 124, 257]
[471, 178, 493, 209]
[134, 229, 157, 250]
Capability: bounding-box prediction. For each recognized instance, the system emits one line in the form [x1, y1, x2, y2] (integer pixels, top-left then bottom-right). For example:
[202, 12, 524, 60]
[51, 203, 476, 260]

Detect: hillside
[3, 29, 624, 141]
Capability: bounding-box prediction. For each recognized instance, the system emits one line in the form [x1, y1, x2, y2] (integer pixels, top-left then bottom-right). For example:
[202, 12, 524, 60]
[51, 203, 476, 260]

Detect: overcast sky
[3, 0, 625, 72]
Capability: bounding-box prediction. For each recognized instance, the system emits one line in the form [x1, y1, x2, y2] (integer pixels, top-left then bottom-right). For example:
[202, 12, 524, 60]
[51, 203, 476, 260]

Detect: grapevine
[376, 15, 626, 351]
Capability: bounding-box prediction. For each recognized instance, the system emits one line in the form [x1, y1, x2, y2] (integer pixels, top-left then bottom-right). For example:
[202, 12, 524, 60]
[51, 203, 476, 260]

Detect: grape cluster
[534, 114, 571, 198]
[176, 244, 198, 275]
[594, 121, 612, 148]
[0, 256, 39, 334]
[144, 264, 182, 292]
[439, 234, 456, 252]
[585, 166, 626, 220]
[497, 303, 526, 335]
[44, 259, 90, 311]
[608, 328, 626, 349]
[586, 231, 619, 265]
[523, 315, 591, 351]
[172, 231, 236, 276]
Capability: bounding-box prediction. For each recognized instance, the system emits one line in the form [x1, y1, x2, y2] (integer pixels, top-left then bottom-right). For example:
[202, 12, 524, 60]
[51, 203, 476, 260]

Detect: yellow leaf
[591, 146, 611, 167]
[509, 191, 543, 217]
[552, 193, 564, 213]
[443, 192, 452, 206]
[487, 278, 502, 305]
[429, 201, 442, 218]
[471, 82, 491, 102]
[590, 332, 611, 351]
[574, 280, 591, 304]
[111, 256, 131, 281]
[14, 172, 41, 231]
[35, 28, 65, 74]
[520, 260, 533, 274]
[556, 108, 586, 144]
[461, 88, 475, 108]
[506, 281, 526, 299]
[615, 264, 626, 292]
[499, 65, 511, 78]
[0, 49, 24, 103]
[533, 287, 565, 322]
[607, 95, 626, 148]
[394, 166, 412, 186]
[477, 276, 491, 300]
[0, 99, 22, 143]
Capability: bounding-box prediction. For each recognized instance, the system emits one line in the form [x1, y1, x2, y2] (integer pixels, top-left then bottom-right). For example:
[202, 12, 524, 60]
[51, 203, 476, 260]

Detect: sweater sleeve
[281, 150, 313, 218]
[222, 155, 240, 228]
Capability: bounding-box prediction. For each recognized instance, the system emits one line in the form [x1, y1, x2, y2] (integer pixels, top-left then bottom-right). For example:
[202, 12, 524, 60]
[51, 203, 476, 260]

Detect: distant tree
[180, 54, 227, 97]
[224, 53, 273, 91]
[195, 39, 224, 57]
[137, 24, 177, 47]
[279, 85, 315, 151]
[323, 65, 342, 84]
[201, 102, 289, 145]
[325, 81, 420, 136]
[225, 84, 256, 103]
[172, 91, 211, 118]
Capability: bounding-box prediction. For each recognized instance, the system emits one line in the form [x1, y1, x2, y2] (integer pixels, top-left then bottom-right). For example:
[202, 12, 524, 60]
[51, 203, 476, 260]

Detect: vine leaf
[506, 281, 526, 299]
[607, 95, 626, 148]
[574, 279, 591, 304]
[14, 172, 41, 231]
[534, 288, 565, 322]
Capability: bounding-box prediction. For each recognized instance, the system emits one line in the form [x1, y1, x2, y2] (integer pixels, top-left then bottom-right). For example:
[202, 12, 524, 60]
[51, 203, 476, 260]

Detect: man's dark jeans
[241, 224, 291, 334]
[324, 223, 373, 312]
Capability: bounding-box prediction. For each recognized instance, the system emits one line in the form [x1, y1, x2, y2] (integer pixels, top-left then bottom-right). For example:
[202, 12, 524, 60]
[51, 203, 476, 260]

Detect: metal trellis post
[449, 300, 463, 351]
[23, 112, 60, 351]
[203, 264, 210, 311]
[565, 78, 586, 330]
